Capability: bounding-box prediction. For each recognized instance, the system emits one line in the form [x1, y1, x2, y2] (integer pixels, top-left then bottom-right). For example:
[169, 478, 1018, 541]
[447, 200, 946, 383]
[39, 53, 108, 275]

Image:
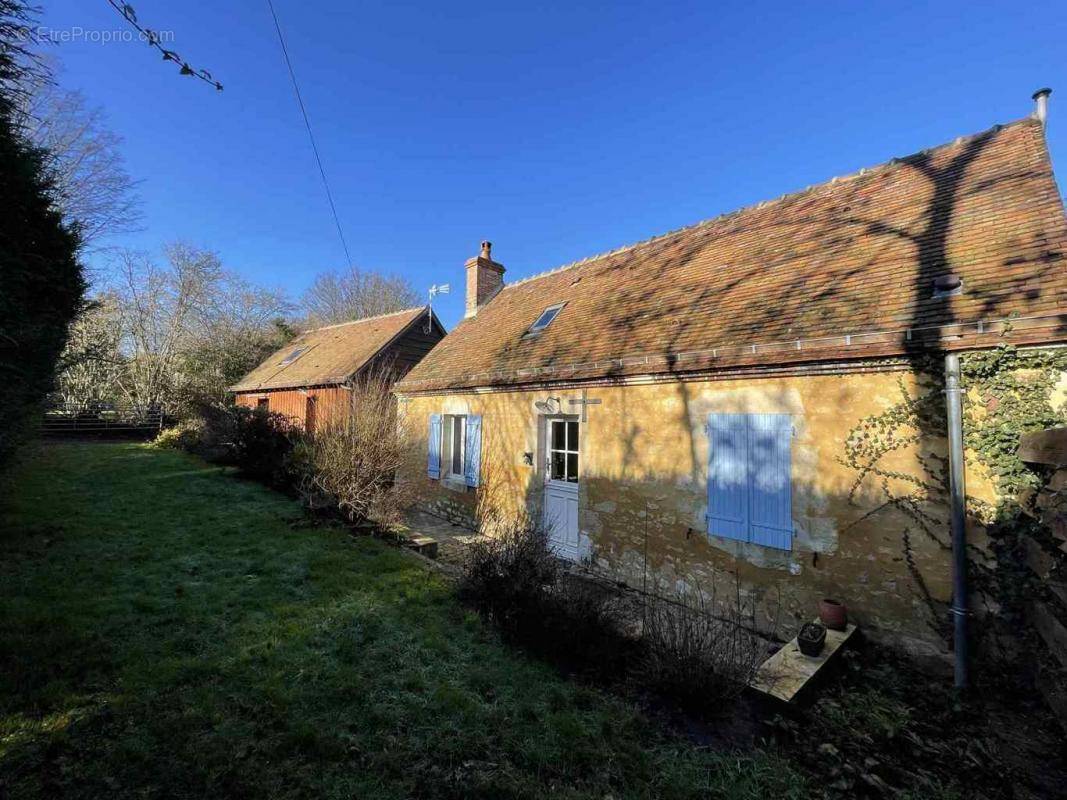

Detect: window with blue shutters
[464, 415, 482, 487]
[706, 413, 794, 550]
[427, 414, 442, 479]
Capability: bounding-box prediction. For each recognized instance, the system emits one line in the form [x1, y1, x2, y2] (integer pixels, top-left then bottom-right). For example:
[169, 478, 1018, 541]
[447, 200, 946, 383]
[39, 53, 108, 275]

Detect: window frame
[525, 302, 566, 337]
[547, 417, 579, 483]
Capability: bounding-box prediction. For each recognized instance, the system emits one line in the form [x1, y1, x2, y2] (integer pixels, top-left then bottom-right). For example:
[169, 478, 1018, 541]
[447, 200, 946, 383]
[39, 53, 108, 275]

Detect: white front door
[544, 417, 581, 560]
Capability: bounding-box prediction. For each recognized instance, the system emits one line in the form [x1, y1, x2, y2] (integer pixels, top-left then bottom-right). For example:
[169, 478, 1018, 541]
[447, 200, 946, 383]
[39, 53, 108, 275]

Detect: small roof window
[527, 303, 565, 335]
[279, 347, 308, 365]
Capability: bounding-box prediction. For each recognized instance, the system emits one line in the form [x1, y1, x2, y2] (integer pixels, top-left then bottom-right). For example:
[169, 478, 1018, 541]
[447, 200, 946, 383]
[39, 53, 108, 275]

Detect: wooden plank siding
[373, 323, 446, 376]
[233, 317, 446, 430]
[234, 386, 352, 430]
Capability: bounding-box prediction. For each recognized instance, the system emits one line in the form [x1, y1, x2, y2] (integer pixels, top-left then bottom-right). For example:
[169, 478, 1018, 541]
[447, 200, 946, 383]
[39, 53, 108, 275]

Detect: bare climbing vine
[838, 344, 1067, 644]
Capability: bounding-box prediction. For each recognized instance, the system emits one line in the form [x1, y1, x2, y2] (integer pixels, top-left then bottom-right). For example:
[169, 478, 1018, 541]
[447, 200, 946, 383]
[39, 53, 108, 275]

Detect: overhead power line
[266, 0, 353, 268]
[104, 1, 223, 90]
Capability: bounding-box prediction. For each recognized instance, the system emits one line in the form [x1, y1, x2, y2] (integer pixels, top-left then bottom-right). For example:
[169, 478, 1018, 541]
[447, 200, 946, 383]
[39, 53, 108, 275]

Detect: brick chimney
[465, 240, 505, 318]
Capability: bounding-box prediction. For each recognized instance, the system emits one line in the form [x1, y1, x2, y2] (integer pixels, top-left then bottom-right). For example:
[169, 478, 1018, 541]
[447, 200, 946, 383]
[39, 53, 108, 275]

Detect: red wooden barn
[230, 306, 445, 432]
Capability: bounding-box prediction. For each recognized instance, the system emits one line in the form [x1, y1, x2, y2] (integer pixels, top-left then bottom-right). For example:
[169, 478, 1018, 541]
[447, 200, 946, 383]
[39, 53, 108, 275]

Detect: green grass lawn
[0, 443, 805, 799]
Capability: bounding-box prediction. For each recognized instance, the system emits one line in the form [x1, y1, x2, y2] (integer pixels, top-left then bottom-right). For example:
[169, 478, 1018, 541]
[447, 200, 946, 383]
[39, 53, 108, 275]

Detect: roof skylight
[526, 303, 565, 336]
[279, 347, 307, 365]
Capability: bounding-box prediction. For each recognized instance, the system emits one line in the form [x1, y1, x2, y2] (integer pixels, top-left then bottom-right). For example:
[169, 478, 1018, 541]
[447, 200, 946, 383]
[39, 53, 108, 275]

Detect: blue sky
[38, 1, 1067, 329]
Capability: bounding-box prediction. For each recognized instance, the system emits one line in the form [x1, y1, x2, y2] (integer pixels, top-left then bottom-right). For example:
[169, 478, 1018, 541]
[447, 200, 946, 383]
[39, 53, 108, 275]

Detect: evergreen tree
[0, 1, 84, 464]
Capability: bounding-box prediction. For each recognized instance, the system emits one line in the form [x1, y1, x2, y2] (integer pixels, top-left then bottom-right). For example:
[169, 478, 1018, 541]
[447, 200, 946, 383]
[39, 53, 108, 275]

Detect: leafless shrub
[294, 368, 417, 525]
[459, 523, 771, 699]
[638, 577, 770, 709]
[543, 574, 638, 672]
[459, 521, 640, 675]
[458, 519, 562, 630]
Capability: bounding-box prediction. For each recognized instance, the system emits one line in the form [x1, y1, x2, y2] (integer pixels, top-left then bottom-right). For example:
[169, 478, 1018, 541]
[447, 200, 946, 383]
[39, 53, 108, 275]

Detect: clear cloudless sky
[36, 1, 1067, 329]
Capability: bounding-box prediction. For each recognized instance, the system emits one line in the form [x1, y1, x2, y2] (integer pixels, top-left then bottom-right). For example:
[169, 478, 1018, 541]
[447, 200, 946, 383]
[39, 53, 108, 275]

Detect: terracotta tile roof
[398, 118, 1067, 393]
[231, 307, 427, 392]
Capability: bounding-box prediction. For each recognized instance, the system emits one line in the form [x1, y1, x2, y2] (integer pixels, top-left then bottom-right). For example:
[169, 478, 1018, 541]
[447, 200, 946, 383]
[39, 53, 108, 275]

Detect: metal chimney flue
[1032, 87, 1052, 127]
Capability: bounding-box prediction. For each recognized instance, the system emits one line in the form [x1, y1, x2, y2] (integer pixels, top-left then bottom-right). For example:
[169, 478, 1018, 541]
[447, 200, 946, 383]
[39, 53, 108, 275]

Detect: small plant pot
[818, 598, 848, 631]
[798, 622, 827, 657]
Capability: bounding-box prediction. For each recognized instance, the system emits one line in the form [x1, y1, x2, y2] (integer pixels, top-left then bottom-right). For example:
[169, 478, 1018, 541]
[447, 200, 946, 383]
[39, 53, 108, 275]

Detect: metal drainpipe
[944, 353, 969, 689]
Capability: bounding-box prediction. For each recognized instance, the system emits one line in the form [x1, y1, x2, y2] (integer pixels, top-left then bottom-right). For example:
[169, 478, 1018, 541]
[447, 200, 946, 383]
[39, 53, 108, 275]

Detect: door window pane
[551, 451, 566, 481]
[552, 420, 566, 450]
[548, 418, 580, 482]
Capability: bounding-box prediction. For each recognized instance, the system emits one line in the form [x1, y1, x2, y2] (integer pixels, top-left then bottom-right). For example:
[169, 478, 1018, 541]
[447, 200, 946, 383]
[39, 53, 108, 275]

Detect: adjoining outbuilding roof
[398, 117, 1067, 394]
[231, 306, 434, 392]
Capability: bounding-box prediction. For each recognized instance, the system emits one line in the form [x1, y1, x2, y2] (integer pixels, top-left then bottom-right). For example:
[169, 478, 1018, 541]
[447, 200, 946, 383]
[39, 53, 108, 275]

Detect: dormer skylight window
[526, 303, 565, 336]
[279, 347, 307, 365]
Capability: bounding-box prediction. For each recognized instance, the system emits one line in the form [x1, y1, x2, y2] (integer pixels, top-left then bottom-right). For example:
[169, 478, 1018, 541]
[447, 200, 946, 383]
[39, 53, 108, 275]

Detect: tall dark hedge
[0, 28, 85, 464]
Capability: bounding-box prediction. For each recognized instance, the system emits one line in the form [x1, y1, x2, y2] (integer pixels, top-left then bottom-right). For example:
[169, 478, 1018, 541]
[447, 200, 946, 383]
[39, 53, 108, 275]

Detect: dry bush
[459, 522, 772, 700]
[458, 519, 562, 630]
[638, 578, 770, 709]
[294, 369, 417, 525]
[542, 574, 639, 674]
[459, 521, 639, 675]
[230, 405, 303, 488]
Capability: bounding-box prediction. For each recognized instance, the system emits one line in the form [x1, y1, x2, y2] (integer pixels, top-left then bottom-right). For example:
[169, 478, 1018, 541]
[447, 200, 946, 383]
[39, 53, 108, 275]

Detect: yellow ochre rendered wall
[401, 368, 1009, 656]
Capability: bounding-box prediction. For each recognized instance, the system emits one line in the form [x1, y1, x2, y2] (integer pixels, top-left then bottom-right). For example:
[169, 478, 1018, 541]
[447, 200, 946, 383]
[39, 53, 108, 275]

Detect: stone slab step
[404, 535, 439, 559]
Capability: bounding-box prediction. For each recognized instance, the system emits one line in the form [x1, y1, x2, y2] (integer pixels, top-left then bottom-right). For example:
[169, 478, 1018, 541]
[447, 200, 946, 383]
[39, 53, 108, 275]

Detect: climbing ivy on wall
[960, 344, 1067, 520]
[838, 345, 1067, 642]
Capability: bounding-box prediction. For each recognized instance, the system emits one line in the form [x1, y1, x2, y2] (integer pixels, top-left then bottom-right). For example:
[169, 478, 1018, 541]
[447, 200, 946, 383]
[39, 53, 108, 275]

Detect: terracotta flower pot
[819, 598, 848, 631]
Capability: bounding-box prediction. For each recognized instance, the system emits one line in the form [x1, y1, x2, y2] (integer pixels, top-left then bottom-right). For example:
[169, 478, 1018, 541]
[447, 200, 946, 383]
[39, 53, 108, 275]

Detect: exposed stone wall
[399, 367, 1020, 656]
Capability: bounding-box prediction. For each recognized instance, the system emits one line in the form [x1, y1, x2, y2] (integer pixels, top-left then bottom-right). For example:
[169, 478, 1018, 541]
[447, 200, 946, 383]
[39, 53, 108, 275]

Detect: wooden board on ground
[750, 621, 857, 702]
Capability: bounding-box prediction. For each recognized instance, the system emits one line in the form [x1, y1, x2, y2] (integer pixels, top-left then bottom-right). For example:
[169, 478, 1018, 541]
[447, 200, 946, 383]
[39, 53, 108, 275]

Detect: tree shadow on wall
[495, 123, 1067, 650]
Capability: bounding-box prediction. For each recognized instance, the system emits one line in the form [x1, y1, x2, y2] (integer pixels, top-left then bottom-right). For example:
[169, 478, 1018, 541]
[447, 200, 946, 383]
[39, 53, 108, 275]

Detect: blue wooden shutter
[706, 413, 749, 542]
[464, 414, 482, 487]
[747, 413, 793, 551]
[427, 414, 441, 479]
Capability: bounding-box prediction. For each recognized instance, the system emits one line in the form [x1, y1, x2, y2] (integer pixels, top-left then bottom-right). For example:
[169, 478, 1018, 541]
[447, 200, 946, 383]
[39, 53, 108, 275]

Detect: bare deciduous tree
[301, 267, 419, 326]
[15, 75, 141, 249]
[96, 243, 291, 413]
[54, 292, 125, 407]
[19, 85, 141, 246]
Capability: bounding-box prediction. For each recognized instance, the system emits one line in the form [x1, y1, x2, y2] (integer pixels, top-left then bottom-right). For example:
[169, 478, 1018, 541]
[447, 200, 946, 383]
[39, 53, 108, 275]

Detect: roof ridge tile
[306, 306, 424, 332]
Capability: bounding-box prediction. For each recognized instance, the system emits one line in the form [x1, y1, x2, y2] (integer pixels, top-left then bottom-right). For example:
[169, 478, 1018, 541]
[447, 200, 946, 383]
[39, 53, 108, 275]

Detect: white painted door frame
[543, 416, 581, 560]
